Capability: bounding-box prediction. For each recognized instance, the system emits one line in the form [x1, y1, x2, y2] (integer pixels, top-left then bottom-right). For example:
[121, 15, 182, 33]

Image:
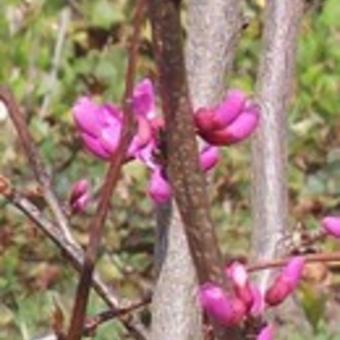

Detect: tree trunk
[251, 0, 305, 292]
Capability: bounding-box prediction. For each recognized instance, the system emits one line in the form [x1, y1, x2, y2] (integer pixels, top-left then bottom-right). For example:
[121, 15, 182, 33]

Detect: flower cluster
[71, 79, 259, 205]
[200, 257, 305, 339]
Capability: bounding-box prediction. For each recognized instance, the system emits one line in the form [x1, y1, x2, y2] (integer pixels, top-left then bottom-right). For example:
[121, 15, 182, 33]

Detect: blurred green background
[0, 0, 339, 339]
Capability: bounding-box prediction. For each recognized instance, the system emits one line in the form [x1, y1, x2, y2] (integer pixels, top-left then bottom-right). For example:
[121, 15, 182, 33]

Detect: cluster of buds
[71, 79, 259, 205]
[200, 257, 305, 339]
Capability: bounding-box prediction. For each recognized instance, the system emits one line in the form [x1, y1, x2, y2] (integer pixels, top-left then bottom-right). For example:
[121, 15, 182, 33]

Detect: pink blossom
[249, 284, 265, 317]
[132, 78, 156, 119]
[195, 90, 259, 146]
[199, 145, 219, 172]
[148, 167, 172, 204]
[322, 216, 340, 238]
[257, 324, 274, 340]
[69, 179, 91, 213]
[265, 256, 305, 306]
[73, 79, 155, 160]
[226, 262, 254, 311]
[199, 283, 246, 327]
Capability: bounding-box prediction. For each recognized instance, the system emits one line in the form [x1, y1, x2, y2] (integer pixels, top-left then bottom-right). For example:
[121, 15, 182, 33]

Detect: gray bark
[251, 0, 305, 292]
[150, 1, 242, 339]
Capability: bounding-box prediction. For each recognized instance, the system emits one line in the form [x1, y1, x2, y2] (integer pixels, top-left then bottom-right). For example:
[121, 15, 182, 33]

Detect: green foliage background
[0, 0, 339, 339]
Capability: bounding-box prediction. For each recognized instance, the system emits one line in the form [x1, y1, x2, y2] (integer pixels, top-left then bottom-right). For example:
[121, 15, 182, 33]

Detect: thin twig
[0, 182, 119, 307]
[0, 177, 148, 338]
[248, 251, 340, 273]
[66, 1, 147, 339]
[0, 87, 75, 245]
[83, 295, 151, 336]
[40, 8, 70, 117]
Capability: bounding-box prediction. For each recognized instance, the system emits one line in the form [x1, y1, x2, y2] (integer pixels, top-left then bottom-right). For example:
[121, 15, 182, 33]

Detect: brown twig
[248, 251, 340, 273]
[66, 1, 147, 339]
[0, 181, 119, 306]
[0, 87, 75, 244]
[83, 295, 151, 336]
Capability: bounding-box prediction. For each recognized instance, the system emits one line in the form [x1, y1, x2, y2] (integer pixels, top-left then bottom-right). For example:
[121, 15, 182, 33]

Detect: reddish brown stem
[83, 295, 151, 336]
[248, 251, 340, 272]
[148, 1, 239, 339]
[66, 1, 147, 339]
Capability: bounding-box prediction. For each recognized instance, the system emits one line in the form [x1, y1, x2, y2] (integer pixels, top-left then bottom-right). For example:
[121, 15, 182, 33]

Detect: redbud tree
[0, 1, 339, 340]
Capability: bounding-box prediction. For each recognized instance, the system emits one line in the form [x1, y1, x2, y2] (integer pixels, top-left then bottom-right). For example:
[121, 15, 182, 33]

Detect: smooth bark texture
[251, 0, 305, 292]
[150, 1, 242, 339]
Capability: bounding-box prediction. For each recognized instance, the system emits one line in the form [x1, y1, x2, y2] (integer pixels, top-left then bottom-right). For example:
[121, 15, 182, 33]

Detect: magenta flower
[73, 79, 155, 161]
[199, 145, 219, 172]
[69, 179, 91, 214]
[148, 167, 172, 204]
[199, 283, 246, 327]
[321, 216, 340, 238]
[265, 256, 305, 307]
[195, 90, 259, 146]
[249, 284, 265, 317]
[257, 324, 274, 340]
[226, 262, 254, 311]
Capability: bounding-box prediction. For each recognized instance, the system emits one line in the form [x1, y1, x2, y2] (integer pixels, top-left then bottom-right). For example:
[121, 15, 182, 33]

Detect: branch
[0, 178, 118, 305]
[66, 1, 147, 339]
[83, 295, 151, 336]
[149, 1, 239, 338]
[250, 0, 305, 291]
[248, 251, 340, 272]
[0, 177, 148, 338]
[0, 87, 75, 245]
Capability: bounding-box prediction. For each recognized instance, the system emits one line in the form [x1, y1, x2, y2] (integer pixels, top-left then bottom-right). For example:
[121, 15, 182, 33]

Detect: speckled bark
[251, 0, 305, 292]
[149, 1, 242, 339]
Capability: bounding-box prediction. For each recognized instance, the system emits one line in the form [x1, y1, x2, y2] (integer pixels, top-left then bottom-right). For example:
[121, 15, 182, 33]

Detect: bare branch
[0, 181, 119, 306]
[0, 87, 75, 245]
[251, 0, 305, 292]
[83, 295, 151, 336]
[66, 1, 147, 338]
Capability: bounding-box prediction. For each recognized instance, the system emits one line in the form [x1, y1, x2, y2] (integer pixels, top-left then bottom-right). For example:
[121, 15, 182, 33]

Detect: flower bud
[226, 262, 254, 311]
[257, 324, 274, 340]
[199, 283, 246, 326]
[69, 179, 91, 214]
[148, 167, 172, 204]
[199, 145, 219, 172]
[265, 256, 305, 306]
[322, 216, 340, 238]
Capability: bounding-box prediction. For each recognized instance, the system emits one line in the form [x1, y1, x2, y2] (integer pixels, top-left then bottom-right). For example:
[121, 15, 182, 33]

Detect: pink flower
[195, 90, 259, 146]
[73, 79, 155, 160]
[226, 262, 254, 311]
[322, 216, 340, 238]
[265, 256, 305, 306]
[257, 324, 274, 340]
[199, 283, 246, 327]
[69, 179, 91, 213]
[199, 145, 219, 172]
[148, 167, 172, 204]
[249, 284, 265, 317]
